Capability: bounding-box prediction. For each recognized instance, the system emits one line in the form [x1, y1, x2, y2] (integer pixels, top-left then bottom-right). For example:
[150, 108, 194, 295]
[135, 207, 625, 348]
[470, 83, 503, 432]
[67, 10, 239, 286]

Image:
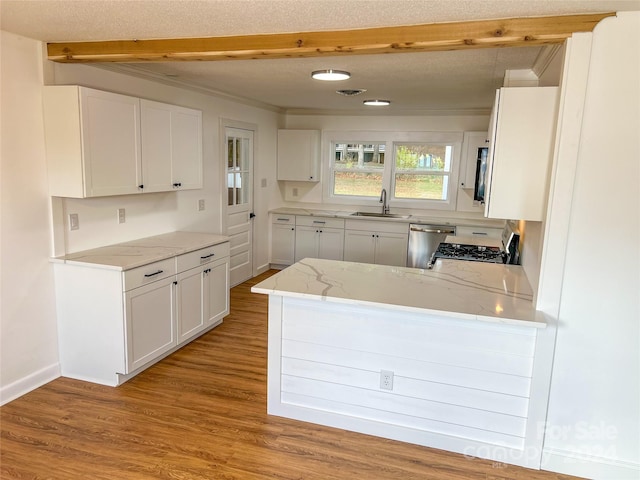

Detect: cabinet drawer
[344, 219, 409, 234]
[123, 258, 176, 291]
[296, 216, 345, 229]
[176, 242, 230, 272]
[456, 225, 503, 239]
[272, 214, 295, 225]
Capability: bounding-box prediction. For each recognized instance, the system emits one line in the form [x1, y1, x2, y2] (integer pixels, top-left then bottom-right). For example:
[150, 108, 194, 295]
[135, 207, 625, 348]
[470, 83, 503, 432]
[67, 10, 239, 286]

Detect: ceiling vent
[336, 89, 367, 96]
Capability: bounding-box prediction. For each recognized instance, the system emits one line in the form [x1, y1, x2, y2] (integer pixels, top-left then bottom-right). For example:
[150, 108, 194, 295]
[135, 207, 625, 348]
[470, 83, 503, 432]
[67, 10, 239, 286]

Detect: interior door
[225, 127, 254, 286]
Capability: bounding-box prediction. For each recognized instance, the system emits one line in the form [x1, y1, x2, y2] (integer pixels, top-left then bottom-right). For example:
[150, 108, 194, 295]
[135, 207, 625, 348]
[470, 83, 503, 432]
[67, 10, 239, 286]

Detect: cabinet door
[140, 100, 203, 192]
[140, 100, 173, 192]
[204, 257, 230, 327]
[272, 223, 296, 265]
[295, 225, 319, 262]
[343, 230, 376, 264]
[124, 277, 176, 372]
[318, 227, 345, 261]
[277, 130, 320, 181]
[80, 88, 142, 197]
[375, 232, 409, 267]
[176, 266, 205, 344]
[171, 107, 203, 190]
[485, 87, 559, 221]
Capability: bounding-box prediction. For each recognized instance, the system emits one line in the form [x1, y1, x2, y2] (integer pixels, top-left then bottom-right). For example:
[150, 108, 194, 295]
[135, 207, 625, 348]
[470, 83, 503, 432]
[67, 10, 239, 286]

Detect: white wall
[0, 31, 283, 402]
[0, 31, 60, 403]
[51, 63, 282, 263]
[281, 113, 496, 222]
[539, 13, 640, 479]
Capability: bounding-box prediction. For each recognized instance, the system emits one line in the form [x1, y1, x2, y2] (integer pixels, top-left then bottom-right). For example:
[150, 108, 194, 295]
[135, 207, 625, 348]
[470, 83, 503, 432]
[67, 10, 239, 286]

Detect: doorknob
[249, 212, 256, 219]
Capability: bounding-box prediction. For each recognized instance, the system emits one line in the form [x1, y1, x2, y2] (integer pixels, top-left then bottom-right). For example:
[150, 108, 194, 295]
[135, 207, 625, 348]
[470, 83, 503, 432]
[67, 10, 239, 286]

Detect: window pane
[333, 171, 383, 197]
[227, 138, 234, 168]
[395, 144, 452, 172]
[334, 143, 385, 170]
[394, 174, 449, 200]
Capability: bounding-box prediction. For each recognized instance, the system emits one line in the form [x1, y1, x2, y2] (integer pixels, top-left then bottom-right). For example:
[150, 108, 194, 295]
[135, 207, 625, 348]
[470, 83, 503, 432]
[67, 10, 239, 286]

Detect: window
[331, 142, 386, 197]
[393, 144, 452, 201]
[326, 131, 462, 210]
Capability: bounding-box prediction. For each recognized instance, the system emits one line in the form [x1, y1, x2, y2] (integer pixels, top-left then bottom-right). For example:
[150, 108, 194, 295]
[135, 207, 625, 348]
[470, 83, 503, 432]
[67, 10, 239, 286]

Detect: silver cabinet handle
[312, 220, 326, 224]
[276, 217, 290, 221]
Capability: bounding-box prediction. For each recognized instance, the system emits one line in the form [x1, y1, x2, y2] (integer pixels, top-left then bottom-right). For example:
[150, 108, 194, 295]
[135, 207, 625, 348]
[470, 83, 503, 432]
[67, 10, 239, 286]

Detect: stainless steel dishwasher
[407, 224, 456, 268]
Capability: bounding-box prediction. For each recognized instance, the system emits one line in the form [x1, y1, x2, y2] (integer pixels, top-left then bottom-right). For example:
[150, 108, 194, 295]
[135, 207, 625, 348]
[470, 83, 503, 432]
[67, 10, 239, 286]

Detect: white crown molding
[532, 44, 564, 78]
[283, 107, 492, 117]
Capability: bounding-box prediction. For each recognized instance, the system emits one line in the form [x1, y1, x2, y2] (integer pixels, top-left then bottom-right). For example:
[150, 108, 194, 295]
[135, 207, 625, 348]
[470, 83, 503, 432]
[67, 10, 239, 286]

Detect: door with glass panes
[226, 127, 254, 286]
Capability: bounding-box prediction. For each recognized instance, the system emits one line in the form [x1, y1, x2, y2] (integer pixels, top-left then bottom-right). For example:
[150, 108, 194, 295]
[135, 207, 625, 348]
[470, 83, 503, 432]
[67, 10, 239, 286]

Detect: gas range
[428, 222, 520, 268]
[433, 243, 506, 264]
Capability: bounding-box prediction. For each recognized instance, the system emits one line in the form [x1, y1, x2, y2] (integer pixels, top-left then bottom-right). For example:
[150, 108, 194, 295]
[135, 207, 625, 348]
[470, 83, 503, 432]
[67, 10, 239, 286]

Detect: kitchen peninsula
[252, 258, 556, 469]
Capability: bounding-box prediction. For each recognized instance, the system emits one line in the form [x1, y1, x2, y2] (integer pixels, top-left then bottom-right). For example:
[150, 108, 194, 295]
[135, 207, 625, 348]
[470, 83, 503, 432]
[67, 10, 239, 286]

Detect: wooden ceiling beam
[47, 13, 614, 63]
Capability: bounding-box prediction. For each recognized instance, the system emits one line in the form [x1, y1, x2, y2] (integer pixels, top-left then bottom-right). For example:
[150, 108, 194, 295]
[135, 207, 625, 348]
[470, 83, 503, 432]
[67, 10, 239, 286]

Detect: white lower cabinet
[176, 256, 229, 344]
[176, 245, 230, 344]
[125, 277, 177, 372]
[55, 240, 230, 386]
[271, 215, 296, 265]
[294, 216, 345, 262]
[343, 220, 409, 267]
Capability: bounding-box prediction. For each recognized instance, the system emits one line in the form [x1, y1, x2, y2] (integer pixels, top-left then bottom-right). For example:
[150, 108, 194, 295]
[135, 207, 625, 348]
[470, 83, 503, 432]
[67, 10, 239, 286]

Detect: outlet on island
[380, 370, 394, 391]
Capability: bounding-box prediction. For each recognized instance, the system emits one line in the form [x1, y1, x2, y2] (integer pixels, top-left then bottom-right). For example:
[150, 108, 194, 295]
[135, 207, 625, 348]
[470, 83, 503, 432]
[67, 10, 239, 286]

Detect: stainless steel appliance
[407, 224, 456, 269]
[428, 222, 520, 268]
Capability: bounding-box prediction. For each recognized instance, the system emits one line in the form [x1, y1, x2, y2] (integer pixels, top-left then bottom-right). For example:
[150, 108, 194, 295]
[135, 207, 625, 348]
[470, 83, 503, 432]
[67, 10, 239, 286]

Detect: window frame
[323, 130, 463, 211]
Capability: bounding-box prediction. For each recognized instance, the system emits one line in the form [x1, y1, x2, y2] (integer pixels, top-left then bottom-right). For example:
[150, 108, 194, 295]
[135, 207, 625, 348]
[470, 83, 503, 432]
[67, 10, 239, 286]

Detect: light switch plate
[117, 208, 126, 224]
[198, 199, 205, 211]
[261, 178, 267, 188]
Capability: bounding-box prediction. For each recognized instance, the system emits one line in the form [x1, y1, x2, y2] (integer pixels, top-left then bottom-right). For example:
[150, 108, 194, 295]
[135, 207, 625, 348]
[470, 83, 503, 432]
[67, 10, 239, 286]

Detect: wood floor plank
[0, 270, 582, 479]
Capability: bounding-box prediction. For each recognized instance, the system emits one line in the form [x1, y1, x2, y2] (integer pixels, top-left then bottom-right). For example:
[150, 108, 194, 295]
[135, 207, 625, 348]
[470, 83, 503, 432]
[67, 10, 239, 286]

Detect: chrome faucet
[379, 188, 390, 214]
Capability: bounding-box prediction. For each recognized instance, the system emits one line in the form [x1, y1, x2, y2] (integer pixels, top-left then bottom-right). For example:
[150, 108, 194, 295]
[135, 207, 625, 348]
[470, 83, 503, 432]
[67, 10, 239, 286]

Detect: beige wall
[0, 31, 283, 402]
[1, 31, 60, 403]
[51, 63, 282, 257]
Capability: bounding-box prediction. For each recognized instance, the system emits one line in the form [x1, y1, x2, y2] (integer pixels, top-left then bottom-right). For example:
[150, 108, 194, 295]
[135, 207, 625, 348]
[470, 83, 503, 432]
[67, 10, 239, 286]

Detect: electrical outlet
[292, 187, 299, 197]
[261, 178, 267, 188]
[69, 213, 79, 231]
[198, 199, 205, 211]
[380, 370, 394, 391]
[117, 208, 126, 224]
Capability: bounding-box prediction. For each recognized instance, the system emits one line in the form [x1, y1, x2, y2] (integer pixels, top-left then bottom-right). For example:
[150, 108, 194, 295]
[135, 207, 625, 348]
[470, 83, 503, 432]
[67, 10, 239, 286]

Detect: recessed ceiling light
[311, 69, 351, 81]
[363, 99, 391, 106]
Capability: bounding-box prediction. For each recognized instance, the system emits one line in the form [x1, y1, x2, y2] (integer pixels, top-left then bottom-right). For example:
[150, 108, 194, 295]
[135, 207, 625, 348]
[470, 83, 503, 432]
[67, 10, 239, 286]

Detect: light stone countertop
[270, 207, 505, 228]
[52, 231, 230, 271]
[252, 257, 546, 328]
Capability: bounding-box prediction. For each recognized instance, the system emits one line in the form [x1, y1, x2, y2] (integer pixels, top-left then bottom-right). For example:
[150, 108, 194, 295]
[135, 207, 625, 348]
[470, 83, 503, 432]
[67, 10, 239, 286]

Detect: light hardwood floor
[1, 270, 581, 480]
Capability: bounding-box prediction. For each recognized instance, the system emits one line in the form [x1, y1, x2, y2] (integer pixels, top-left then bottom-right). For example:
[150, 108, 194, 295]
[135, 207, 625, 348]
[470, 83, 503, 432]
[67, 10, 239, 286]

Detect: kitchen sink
[350, 212, 412, 219]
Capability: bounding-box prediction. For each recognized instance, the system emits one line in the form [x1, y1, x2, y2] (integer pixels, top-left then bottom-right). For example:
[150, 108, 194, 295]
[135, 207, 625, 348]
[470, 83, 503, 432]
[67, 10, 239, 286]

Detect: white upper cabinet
[484, 87, 559, 221]
[44, 86, 143, 197]
[43, 86, 203, 198]
[277, 129, 320, 182]
[141, 99, 203, 192]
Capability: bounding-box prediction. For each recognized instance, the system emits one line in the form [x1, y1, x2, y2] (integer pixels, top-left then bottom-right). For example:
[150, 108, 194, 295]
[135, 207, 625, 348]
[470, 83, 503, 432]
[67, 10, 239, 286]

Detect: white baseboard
[0, 363, 61, 406]
[256, 263, 271, 275]
[542, 447, 640, 480]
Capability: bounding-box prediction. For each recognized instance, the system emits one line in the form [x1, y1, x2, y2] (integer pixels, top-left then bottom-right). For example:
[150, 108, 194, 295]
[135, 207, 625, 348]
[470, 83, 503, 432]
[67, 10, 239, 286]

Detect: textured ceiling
[2, 0, 638, 114]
